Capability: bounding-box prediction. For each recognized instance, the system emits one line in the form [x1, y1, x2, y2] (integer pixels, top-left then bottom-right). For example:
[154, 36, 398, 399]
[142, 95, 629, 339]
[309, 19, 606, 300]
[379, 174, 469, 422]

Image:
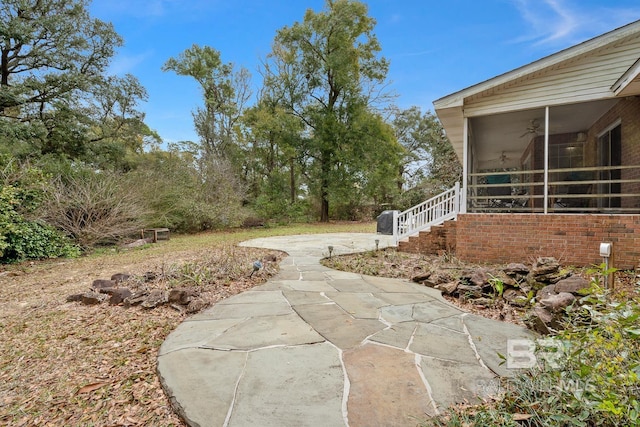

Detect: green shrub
[128, 151, 247, 232]
[426, 269, 640, 427]
[0, 158, 79, 263]
[1, 219, 79, 263]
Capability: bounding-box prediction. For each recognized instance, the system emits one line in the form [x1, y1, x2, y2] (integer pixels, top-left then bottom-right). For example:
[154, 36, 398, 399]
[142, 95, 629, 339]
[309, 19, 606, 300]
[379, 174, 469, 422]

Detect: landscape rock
[503, 263, 529, 276]
[263, 254, 278, 263]
[110, 273, 132, 283]
[554, 276, 590, 295]
[528, 257, 567, 285]
[531, 257, 560, 276]
[473, 297, 495, 307]
[168, 288, 199, 305]
[457, 284, 483, 298]
[124, 291, 149, 306]
[91, 279, 116, 290]
[141, 289, 167, 309]
[123, 238, 152, 248]
[544, 270, 572, 284]
[528, 303, 565, 335]
[186, 299, 208, 314]
[540, 292, 576, 312]
[502, 289, 526, 305]
[435, 281, 458, 295]
[461, 268, 489, 287]
[498, 273, 518, 287]
[537, 284, 558, 300]
[430, 271, 455, 285]
[81, 292, 108, 305]
[66, 293, 84, 302]
[411, 272, 431, 284]
[529, 305, 554, 334]
[109, 288, 133, 305]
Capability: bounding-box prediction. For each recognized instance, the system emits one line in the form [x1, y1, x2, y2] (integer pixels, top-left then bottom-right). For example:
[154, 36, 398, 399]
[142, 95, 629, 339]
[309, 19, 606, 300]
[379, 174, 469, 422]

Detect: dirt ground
[0, 242, 284, 426]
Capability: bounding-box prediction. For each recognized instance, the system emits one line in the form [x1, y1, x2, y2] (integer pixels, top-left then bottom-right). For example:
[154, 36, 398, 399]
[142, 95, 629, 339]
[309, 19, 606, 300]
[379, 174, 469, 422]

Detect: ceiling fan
[485, 150, 517, 165]
[520, 119, 541, 138]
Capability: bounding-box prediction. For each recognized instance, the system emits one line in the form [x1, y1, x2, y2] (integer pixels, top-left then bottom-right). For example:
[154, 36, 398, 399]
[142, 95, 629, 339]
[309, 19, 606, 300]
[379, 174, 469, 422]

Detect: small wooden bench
[141, 228, 170, 243]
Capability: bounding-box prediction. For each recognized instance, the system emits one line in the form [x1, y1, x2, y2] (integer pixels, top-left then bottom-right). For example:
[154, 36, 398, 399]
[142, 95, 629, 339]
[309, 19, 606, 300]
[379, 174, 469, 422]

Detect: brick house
[397, 20, 640, 269]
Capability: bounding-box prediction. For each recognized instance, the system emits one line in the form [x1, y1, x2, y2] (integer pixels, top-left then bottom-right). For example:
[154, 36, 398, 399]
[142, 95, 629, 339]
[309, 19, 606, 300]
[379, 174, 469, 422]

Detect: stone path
[157, 233, 535, 427]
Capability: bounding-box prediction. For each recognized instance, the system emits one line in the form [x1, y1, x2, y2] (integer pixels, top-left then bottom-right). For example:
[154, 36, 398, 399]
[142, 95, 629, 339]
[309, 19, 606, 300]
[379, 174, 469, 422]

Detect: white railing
[393, 182, 460, 243]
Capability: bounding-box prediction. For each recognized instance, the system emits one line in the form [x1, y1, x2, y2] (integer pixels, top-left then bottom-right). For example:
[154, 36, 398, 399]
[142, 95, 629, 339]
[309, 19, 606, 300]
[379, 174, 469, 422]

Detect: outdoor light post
[375, 239, 380, 251]
[599, 242, 613, 289]
[328, 245, 333, 258]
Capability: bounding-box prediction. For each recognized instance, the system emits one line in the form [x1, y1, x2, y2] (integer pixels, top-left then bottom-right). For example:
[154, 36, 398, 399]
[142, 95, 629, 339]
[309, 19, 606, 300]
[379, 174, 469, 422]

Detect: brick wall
[397, 220, 457, 255]
[589, 97, 640, 208]
[455, 214, 640, 269]
[399, 214, 640, 269]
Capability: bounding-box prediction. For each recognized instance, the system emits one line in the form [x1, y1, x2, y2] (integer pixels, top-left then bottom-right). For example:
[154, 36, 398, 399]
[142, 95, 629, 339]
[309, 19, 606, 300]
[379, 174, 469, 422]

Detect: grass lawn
[0, 222, 374, 426]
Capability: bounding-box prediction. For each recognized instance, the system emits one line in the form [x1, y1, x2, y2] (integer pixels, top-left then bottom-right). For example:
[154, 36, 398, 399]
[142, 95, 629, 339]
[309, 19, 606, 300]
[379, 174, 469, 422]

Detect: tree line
[0, 0, 460, 263]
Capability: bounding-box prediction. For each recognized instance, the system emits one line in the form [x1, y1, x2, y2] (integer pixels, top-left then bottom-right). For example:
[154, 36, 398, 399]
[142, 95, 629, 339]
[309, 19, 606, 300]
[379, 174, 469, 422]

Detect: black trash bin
[376, 210, 397, 235]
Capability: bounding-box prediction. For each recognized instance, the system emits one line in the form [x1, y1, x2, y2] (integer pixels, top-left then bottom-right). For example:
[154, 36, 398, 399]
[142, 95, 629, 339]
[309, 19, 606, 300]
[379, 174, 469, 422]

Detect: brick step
[397, 221, 456, 255]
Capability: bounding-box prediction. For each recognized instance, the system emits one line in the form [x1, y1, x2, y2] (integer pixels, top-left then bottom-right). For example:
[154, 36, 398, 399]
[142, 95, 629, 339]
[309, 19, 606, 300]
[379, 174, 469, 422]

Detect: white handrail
[393, 182, 460, 243]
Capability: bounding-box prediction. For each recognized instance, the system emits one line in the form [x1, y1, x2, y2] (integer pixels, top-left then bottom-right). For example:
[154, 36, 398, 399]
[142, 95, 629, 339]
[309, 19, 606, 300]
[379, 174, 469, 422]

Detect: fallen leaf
[76, 382, 109, 394]
[513, 413, 532, 421]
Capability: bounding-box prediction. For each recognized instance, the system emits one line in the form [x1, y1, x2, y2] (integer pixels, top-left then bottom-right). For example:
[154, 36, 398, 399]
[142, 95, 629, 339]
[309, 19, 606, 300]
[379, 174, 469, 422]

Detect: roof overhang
[612, 58, 640, 96]
[433, 19, 640, 162]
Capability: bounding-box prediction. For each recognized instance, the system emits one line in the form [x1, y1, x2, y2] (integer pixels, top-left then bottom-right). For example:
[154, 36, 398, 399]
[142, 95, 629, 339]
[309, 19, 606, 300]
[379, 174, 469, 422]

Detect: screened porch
[464, 98, 640, 214]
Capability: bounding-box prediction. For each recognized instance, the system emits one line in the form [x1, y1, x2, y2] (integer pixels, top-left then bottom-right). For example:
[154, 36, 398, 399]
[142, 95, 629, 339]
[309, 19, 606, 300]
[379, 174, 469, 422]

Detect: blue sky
[89, 0, 640, 144]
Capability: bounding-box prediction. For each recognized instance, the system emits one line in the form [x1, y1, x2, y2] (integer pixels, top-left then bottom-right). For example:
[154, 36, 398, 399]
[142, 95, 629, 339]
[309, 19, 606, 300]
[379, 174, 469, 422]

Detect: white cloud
[510, 0, 580, 45]
[510, 0, 640, 47]
[108, 51, 154, 76]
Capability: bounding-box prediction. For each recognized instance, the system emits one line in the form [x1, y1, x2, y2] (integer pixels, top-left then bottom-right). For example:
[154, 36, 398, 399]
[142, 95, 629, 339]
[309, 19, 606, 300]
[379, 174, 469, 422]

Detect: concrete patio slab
[420, 356, 498, 411]
[277, 279, 338, 292]
[158, 317, 246, 355]
[344, 343, 437, 426]
[462, 313, 536, 377]
[201, 301, 293, 319]
[228, 343, 345, 427]
[282, 290, 331, 305]
[325, 291, 388, 319]
[203, 313, 325, 350]
[409, 323, 480, 365]
[157, 348, 247, 427]
[293, 302, 387, 350]
[158, 232, 537, 427]
[411, 300, 464, 322]
[379, 304, 416, 323]
[367, 322, 418, 349]
[326, 278, 381, 293]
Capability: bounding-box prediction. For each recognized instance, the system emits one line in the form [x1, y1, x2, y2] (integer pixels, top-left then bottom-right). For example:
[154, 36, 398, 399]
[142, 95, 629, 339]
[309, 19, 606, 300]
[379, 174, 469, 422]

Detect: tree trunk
[320, 151, 330, 222]
[320, 190, 329, 222]
[397, 165, 405, 191]
[1, 48, 9, 114]
[290, 157, 296, 204]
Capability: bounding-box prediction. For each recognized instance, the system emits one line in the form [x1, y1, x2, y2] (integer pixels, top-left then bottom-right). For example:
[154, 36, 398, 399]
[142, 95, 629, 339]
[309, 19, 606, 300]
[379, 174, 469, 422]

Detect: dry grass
[0, 222, 375, 426]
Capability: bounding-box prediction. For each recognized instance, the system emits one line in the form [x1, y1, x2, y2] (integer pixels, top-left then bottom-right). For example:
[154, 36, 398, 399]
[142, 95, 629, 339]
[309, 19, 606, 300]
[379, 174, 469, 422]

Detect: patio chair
[486, 174, 512, 207]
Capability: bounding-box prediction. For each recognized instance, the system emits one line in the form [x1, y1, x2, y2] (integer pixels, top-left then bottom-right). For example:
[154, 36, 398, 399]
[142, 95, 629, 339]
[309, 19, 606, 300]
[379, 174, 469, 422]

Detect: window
[598, 123, 622, 208]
